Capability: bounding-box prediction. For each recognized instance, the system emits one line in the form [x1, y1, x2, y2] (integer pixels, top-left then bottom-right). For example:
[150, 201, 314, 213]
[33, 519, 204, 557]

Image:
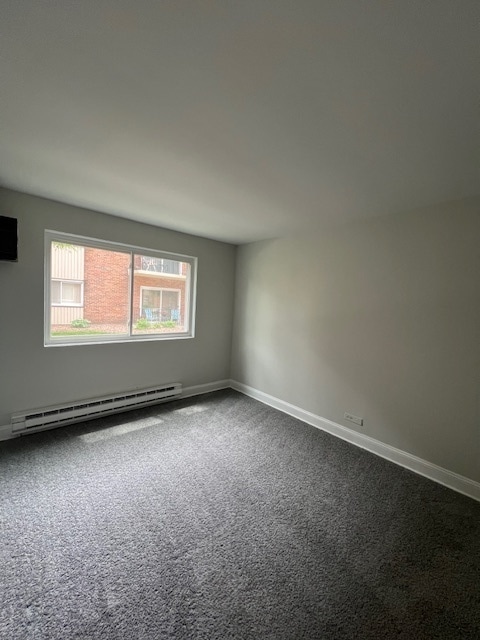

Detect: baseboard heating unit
[11, 383, 182, 435]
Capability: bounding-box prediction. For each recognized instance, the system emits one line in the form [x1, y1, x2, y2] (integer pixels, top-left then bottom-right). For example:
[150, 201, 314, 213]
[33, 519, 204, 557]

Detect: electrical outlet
[344, 412, 363, 426]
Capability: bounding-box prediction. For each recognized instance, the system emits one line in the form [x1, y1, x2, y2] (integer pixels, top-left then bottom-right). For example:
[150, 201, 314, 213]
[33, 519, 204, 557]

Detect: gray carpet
[1, 389, 479, 640]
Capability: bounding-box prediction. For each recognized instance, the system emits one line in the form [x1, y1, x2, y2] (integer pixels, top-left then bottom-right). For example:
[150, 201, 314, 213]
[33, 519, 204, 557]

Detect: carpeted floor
[1, 389, 479, 639]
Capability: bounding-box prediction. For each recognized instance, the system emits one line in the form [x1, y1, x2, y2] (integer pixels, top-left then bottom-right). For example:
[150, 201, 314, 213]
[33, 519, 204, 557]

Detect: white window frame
[45, 230, 197, 347]
[51, 279, 84, 307]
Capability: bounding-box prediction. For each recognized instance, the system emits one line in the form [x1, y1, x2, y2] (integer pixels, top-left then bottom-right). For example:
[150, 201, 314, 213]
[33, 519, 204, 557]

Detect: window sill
[44, 333, 195, 347]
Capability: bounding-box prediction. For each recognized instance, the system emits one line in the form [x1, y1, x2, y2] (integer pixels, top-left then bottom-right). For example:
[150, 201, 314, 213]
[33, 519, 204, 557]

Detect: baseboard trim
[0, 424, 14, 442]
[230, 380, 480, 503]
[182, 380, 231, 399]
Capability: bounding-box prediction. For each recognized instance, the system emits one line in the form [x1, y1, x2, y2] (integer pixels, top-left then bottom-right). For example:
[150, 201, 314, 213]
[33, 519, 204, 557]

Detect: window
[51, 280, 83, 306]
[45, 231, 197, 346]
[140, 287, 181, 323]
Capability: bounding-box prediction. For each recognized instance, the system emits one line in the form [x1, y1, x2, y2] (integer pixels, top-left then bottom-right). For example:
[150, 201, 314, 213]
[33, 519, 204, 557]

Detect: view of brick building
[83, 247, 130, 325]
[50, 243, 188, 335]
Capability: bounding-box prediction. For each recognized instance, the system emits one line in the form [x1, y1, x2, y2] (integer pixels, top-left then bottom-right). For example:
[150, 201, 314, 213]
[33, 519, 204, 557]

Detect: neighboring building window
[45, 231, 197, 346]
[140, 287, 181, 324]
[51, 280, 83, 306]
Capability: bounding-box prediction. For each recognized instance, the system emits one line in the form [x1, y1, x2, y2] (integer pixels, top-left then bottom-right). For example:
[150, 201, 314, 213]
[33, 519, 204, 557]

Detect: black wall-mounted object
[0, 216, 18, 261]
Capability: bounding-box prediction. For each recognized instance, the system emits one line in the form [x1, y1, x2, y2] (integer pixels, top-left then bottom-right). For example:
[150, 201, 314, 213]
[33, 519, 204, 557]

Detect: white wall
[231, 198, 480, 483]
[0, 188, 236, 425]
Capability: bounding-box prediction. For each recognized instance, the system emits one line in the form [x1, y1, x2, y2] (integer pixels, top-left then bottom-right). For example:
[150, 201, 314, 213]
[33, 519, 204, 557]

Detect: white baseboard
[0, 424, 14, 442]
[230, 380, 480, 503]
[182, 379, 231, 399]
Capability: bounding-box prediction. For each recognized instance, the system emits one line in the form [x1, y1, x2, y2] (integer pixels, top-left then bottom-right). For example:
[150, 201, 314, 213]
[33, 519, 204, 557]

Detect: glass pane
[61, 282, 81, 303]
[133, 255, 189, 335]
[51, 280, 61, 304]
[162, 290, 179, 308]
[49, 243, 130, 339]
[142, 288, 161, 310]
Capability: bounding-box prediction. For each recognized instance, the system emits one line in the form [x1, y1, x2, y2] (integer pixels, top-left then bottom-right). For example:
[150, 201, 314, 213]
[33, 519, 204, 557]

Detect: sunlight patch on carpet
[79, 417, 163, 443]
[174, 405, 209, 416]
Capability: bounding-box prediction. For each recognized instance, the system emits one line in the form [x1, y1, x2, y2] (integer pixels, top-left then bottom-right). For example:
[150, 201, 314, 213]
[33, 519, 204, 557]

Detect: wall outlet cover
[344, 412, 363, 426]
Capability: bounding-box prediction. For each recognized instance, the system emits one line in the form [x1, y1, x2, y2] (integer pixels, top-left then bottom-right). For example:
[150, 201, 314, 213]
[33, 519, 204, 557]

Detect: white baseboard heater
[11, 383, 182, 435]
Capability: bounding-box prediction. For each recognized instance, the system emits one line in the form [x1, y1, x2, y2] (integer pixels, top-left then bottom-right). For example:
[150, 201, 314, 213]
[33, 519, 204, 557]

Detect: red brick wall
[83, 248, 130, 324]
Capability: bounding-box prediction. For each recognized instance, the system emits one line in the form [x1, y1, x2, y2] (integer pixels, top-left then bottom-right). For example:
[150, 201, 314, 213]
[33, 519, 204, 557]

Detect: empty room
[0, 1, 479, 639]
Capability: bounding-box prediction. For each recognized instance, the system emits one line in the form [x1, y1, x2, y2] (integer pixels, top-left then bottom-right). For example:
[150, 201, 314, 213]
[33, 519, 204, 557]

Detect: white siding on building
[51, 245, 84, 279]
[51, 306, 84, 325]
[50, 244, 85, 326]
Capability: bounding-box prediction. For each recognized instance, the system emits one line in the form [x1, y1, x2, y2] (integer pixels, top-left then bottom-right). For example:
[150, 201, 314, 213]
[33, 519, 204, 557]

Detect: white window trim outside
[51, 279, 84, 307]
[45, 230, 197, 347]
